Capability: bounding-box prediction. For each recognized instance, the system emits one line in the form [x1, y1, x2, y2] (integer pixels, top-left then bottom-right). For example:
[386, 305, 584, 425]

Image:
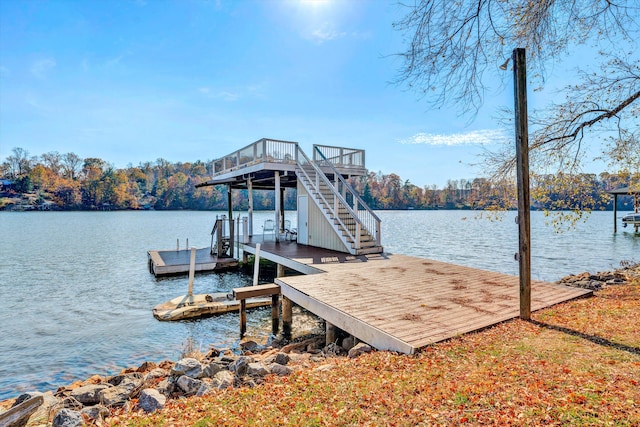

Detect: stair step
[354, 246, 384, 255]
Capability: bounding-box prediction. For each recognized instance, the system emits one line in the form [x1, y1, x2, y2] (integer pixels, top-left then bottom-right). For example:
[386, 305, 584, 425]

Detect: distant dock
[147, 248, 238, 276]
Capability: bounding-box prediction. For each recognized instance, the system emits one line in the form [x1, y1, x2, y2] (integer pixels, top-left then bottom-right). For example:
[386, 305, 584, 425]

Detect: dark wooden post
[326, 322, 337, 345]
[227, 184, 233, 225]
[282, 296, 292, 339]
[614, 194, 618, 233]
[239, 299, 247, 337]
[513, 48, 531, 320]
[271, 294, 280, 334]
[633, 193, 640, 233]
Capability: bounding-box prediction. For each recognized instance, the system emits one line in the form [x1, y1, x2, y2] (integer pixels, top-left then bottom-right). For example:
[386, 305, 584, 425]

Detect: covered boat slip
[241, 240, 593, 354]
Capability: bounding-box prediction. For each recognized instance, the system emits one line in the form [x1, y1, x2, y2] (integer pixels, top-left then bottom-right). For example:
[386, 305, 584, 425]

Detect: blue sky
[0, 0, 615, 187]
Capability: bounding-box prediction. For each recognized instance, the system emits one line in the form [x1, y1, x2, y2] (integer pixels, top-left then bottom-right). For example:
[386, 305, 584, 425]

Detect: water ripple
[0, 210, 637, 400]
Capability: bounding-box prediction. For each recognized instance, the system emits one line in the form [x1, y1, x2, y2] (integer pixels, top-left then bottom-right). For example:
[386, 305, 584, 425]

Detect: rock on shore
[557, 262, 640, 291]
[0, 334, 369, 426]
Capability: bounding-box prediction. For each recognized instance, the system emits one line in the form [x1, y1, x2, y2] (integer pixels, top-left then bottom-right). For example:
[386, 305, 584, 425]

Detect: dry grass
[108, 282, 640, 426]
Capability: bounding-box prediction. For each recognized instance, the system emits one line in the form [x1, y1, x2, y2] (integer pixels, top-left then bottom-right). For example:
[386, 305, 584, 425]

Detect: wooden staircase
[296, 148, 383, 256]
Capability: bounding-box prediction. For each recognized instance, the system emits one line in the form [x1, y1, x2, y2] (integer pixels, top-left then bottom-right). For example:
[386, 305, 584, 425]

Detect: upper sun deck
[205, 138, 367, 189]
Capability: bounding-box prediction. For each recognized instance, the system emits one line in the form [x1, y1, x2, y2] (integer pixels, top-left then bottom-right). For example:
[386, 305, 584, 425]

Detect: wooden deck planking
[273, 252, 592, 354]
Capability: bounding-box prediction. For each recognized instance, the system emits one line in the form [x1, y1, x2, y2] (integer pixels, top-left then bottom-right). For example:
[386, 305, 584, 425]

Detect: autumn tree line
[0, 147, 636, 211]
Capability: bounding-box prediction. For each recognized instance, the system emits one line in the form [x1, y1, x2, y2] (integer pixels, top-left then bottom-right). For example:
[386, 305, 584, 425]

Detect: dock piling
[282, 296, 292, 340]
[326, 322, 337, 345]
[253, 243, 261, 286]
[272, 294, 280, 334]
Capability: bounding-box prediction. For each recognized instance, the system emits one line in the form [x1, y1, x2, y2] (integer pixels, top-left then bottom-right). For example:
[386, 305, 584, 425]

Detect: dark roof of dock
[607, 186, 639, 195]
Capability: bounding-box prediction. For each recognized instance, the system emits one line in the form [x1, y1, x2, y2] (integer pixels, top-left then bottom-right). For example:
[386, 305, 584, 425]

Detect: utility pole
[513, 48, 531, 320]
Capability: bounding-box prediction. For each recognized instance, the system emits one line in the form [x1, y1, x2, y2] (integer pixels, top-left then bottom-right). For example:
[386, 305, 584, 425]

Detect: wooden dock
[241, 241, 592, 354]
[147, 248, 238, 276]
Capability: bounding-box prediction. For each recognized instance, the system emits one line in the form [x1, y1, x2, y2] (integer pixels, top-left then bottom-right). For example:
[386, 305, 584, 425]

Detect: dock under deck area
[241, 240, 593, 354]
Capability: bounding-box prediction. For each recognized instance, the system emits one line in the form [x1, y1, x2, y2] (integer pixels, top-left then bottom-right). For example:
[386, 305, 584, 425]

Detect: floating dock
[242, 240, 593, 354]
[147, 248, 238, 276]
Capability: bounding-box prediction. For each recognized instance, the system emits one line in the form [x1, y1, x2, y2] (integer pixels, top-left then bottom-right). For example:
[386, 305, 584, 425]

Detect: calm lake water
[0, 210, 638, 400]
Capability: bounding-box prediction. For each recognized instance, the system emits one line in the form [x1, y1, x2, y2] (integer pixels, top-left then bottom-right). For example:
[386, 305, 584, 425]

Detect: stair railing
[296, 146, 364, 249]
[313, 146, 381, 247]
[210, 216, 235, 257]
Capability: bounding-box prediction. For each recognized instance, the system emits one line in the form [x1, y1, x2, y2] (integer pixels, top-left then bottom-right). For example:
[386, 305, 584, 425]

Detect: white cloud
[308, 23, 346, 43]
[30, 58, 56, 79]
[198, 86, 239, 101]
[399, 129, 509, 146]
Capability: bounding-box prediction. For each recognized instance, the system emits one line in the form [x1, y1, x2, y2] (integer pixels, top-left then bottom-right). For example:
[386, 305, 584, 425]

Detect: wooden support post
[227, 184, 233, 225]
[326, 322, 337, 345]
[614, 194, 618, 233]
[248, 178, 254, 237]
[634, 194, 639, 233]
[280, 186, 285, 236]
[513, 47, 531, 320]
[253, 243, 261, 286]
[239, 299, 247, 337]
[275, 171, 281, 243]
[229, 216, 235, 258]
[282, 296, 292, 339]
[272, 294, 280, 334]
[276, 263, 285, 278]
[187, 246, 196, 296]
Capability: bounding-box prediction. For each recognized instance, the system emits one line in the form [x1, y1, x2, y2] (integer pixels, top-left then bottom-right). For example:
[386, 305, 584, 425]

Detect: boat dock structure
[241, 241, 592, 354]
[152, 138, 593, 354]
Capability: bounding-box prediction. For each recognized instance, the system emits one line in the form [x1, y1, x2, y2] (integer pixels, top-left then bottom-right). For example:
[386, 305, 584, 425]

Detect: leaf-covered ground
[109, 281, 640, 426]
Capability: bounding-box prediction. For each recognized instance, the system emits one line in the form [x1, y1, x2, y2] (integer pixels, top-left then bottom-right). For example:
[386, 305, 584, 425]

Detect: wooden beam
[0, 394, 43, 427]
[233, 283, 281, 300]
[513, 47, 531, 320]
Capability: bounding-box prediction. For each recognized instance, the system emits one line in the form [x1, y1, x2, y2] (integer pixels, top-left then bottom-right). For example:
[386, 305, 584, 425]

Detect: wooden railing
[297, 146, 381, 251]
[313, 146, 381, 247]
[313, 144, 365, 170]
[212, 138, 298, 176]
[210, 216, 234, 257]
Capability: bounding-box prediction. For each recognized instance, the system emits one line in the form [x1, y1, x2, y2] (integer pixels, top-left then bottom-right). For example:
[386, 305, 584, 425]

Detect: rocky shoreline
[555, 261, 640, 291]
[2, 262, 638, 427]
[1, 334, 372, 427]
